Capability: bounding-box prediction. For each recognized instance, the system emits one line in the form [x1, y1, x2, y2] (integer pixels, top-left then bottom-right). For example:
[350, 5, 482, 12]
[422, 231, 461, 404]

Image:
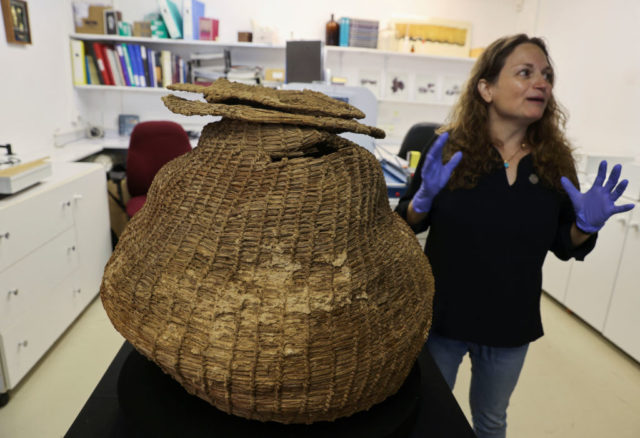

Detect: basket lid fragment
[168, 78, 365, 119]
[162, 94, 385, 139]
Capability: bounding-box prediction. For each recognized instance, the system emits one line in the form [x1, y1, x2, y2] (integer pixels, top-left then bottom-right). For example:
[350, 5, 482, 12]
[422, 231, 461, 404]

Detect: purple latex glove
[412, 132, 463, 213]
[561, 160, 635, 234]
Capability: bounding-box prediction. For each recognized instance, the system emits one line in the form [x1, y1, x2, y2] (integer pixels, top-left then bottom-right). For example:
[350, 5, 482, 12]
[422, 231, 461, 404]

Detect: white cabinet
[563, 212, 631, 331]
[542, 253, 573, 303]
[0, 162, 112, 395]
[603, 205, 640, 361]
[541, 196, 640, 361]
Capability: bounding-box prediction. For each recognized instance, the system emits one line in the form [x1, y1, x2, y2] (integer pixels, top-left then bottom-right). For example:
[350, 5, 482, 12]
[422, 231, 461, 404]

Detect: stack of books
[339, 17, 379, 49]
[189, 50, 229, 85]
[71, 40, 188, 88]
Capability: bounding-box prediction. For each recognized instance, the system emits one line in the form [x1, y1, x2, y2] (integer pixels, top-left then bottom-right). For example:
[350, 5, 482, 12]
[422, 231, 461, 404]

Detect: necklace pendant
[504, 161, 509, 168]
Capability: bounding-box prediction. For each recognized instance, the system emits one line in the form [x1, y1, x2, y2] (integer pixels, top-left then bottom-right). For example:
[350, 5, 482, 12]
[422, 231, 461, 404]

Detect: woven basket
[100, 79, 435, 424]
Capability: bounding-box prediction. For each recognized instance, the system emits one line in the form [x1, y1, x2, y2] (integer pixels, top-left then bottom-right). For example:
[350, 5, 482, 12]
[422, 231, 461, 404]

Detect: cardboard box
[237, 31, 252, 42]
[75, 5, 111, 34]
[133, 21, 152, 37]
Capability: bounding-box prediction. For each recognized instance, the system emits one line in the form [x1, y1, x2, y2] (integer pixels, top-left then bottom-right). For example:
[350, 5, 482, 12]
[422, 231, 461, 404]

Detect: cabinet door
[0, 182, 77, 271]
[542, 254, 573, 303]
[66, 166, 112, 298]
[564, 212, 631, 331]
[603, 206, 640, 362]
[0, 227, 78, 330]
[0, 273, 89, 389]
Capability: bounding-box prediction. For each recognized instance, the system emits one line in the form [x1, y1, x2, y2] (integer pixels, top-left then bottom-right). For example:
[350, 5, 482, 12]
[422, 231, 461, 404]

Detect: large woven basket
[100, 79, 435, 424]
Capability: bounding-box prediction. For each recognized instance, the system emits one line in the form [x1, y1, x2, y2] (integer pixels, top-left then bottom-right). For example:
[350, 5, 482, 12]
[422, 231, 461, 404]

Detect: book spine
[126, 44, 140, 87]
[161, 50, 172, 87]
[105, 46, 124, 86]
[182, 0, 193, 40]
[133, 45, 146, 87]
[192, 0, 205, 40]
[339, 17, 350, 47]
[115, 44, 131, 86]
[140, 45, 152, 87]
[172, 53, 179, 83]
[147, 48, 157, 87]
[92, 42, 112, 85]
[101, 43, 116, 85]
[85, 44, 104, 85]
[84, 55, 91, 85]
[121, 43, 137, 87]
[158, 0, 183, 39]
[179, 57, 185, 83]
[155, 51, 163, 87]
[70, 40, 87, 85]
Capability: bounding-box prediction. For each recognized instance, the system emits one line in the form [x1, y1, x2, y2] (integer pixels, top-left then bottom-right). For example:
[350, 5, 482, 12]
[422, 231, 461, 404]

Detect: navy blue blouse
[395, 137, 597, 347]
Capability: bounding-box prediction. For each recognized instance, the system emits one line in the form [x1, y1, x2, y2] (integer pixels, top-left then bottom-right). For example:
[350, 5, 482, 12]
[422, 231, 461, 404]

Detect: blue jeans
[426, 332, 529, 438]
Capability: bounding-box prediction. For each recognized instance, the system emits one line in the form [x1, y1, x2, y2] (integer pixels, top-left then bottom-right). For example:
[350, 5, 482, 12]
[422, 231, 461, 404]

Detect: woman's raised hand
[412, 132, 463, 213]
[561, 160, 635, 233]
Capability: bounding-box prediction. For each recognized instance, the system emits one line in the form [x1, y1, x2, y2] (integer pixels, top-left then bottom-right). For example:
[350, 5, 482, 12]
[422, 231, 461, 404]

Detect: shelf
[325, 45, 476, 64]
[70, 33, 285, 50]
[378, 98, 453, 106]
[75, 85, 170, 93]
[71, 34, 475, 62]
[75, 85, 457, 108]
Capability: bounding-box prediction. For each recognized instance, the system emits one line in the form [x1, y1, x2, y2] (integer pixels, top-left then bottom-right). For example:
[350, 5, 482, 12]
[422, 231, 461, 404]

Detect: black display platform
[118, 348, 419, 438]
[65, 342, 476, 438]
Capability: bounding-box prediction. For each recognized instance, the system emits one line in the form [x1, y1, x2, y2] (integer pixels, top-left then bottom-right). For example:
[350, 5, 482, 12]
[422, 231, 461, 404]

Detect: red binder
[92, 42, 114, 85]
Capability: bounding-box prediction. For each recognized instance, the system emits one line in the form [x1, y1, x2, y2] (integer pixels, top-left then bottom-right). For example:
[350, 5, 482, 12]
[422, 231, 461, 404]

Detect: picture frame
[1, 0, 31, 45]
[104, 10, 120, 35]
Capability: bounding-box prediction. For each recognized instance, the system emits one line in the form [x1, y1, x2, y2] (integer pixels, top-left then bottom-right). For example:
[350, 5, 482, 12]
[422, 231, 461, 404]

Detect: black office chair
[397, 122, 440, 160]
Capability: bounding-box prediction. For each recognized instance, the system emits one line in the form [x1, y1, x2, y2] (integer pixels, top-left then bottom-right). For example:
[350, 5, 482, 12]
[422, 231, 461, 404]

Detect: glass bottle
[326, 14, 339, 46]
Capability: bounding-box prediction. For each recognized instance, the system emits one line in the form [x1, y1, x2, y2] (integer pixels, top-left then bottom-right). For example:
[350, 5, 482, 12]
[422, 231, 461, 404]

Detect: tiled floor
[1, 293, 639, 437]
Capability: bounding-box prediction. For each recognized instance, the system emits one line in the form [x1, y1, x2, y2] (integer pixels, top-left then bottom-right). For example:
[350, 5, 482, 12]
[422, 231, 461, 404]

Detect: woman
[395, 34, 634, 438]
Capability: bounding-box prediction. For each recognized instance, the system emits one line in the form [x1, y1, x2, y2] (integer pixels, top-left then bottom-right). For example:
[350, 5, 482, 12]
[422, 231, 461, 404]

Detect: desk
[52, 136, 200, 163]
[65, 341, 475, 438]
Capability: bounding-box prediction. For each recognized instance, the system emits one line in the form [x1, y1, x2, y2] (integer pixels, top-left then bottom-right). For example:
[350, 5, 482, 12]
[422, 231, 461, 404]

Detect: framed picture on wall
[384, 71, 410, 101]
[1, 0, 31, 44]
[357, 70, 382, 99]
[414, 74, 440, 104]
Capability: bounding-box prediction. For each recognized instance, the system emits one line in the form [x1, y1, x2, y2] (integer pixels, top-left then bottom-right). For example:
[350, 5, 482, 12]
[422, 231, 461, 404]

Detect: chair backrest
[126, 121, 192, 197]
[397, 122, 440, 159]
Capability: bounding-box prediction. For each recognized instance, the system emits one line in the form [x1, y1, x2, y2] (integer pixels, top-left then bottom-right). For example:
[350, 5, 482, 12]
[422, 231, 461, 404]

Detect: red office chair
[125, 121, 192, 217]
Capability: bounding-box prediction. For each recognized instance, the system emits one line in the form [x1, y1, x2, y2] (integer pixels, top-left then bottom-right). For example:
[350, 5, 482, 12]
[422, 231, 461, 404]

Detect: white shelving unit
[70, 33, 477, 142]
[70, 33, 285, 50]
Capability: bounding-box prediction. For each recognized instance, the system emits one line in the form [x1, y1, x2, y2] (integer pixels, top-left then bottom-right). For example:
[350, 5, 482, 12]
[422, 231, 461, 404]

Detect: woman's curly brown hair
[440, 34, 578, 190]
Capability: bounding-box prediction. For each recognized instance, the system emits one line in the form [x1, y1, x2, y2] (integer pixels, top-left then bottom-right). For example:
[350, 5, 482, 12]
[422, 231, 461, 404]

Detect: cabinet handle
[7, 289, 19, 298]
[62, 200, 72, 208]
[68, 245, 76, 253]
[0, 232, 9, 240]
[73, 288, 82, 294]
[18, 340, 28, 348]
[630, 222, 640, 231]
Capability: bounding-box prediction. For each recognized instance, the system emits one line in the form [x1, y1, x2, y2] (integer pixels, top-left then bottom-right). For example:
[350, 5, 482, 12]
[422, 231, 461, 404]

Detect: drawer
[0, 183, 80, 271]
[0, 275, 91, 389]
[0, 227, 79, 330]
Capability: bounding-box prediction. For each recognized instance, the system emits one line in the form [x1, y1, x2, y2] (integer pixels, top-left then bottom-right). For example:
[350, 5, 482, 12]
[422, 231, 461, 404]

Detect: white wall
[0, 0, 79, 157]
[536, 0, 640, 157]
[114, 0, 530, 48]
[1, 0, 639, 159]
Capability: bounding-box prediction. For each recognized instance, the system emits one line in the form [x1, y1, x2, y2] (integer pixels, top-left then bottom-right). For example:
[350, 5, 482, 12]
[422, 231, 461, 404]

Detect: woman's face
[478, 43, 554, 126]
